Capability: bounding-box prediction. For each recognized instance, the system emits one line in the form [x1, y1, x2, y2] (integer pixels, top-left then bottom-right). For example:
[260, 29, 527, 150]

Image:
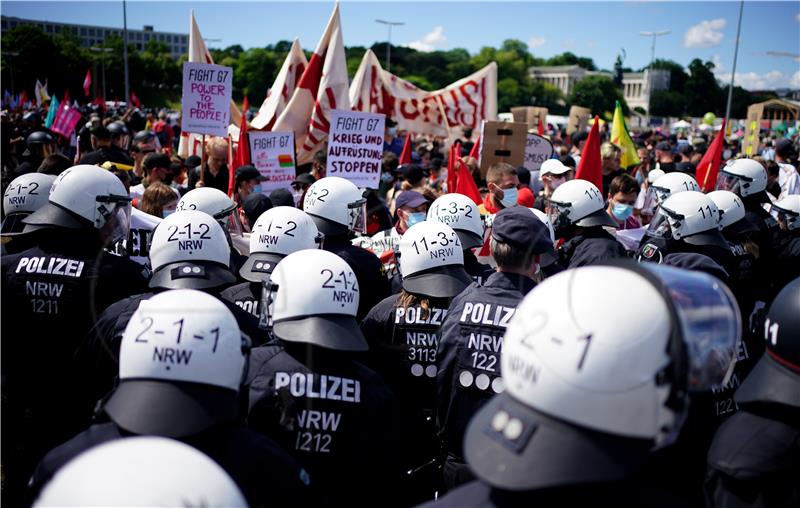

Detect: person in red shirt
[515, 165, 535, 207]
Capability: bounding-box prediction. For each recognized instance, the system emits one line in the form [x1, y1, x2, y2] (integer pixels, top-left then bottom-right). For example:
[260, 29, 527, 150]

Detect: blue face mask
[500, 187, 518, 208]
[380, 172, 393, 182]
[406, 212, 426, 228]
[612, 202, 634, 221]
[252, 184, 263, 195]
[162, 208, 175, 218]
[635, 171, 645, 185]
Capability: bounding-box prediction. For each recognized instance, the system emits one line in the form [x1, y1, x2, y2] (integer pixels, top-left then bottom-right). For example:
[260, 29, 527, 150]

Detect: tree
[649, 58, 688, 93]
[684, 59, 723, 117]
[567, 75, 629, 116]
[650, 90, 685, 117]
[546, 51, 596, 71]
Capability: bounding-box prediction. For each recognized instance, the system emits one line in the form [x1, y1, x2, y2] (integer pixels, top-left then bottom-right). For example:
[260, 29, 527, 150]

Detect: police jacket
[773, 233, 800, 297]
[324, 236, 390, 320]
[637, 235, 735, 282]
[28, 421, 314, 508]
[78, 145, 134, 167]
[220, 281, 262, 318]
[706, 407, 800, 508]
[559, 227, 627, 268]
[246, 341, 409, 507]
[436, 272, 535, 462]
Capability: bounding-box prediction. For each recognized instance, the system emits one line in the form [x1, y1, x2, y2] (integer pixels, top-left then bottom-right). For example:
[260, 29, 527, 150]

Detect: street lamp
[90, 46, 113, 99]
[724, 0, 744, 138]
[639, 30, 670, 117]
[375, 19, 404, 73]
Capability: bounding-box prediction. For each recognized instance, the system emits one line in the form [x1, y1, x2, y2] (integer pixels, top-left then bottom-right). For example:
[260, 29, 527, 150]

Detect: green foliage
[649, 90, 685, 117]
[545, 51, 596, 71]
[567, 75, 629, 116]
[685, 58, 724, 117]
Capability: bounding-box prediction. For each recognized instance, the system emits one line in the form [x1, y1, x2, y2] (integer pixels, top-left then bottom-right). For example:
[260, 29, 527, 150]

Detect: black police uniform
[559, 227, 627, 268]
[324, 236, 390, 320]
[79, 145, 134, 167]
[220, 281, 262, 317]
[773, 231, 800, 295]
[28, 420, 314, 508]
[436, 272, 536, 490]
[741, 193, 781, 289]
[0, 229, 149, 503]
[246, 341, 410, 508]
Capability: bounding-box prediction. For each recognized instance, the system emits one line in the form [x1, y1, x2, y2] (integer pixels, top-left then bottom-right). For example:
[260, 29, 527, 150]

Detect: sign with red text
[327, 109, 385, 189]
[249, 131, 296, 192]
[181, 62, 233, 137]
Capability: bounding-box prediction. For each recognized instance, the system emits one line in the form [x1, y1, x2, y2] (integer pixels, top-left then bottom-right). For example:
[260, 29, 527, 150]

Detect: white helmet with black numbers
[651, 172, 700, 204]
[716, 158, 768, 197]
[2, 173, 56, 236]
[427, 193, 484, 249]
[177, 187, 242, 235]
[772, 194, 800, 231]
[645, 191, 728, 249]
[266, 249, 367, 351]
[22, 165, 131, 242]
[33, 437, 247, 507]
[529, 207, 558, 268]
[547, 179, 617, 235]
[463, 262, 739, 491]
[240, 206, 323, 282]
[398, 221, 473, 298]
[303, 177, 367, 236]
[105, 289, 248, 437]
[707, 190, 758, 235]
[148, 210, 235, 290]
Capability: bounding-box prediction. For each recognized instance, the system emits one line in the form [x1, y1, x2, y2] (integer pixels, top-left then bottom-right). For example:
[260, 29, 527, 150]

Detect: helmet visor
[641, 263, 740, 392]
[715, 171, 743, 194]
[645, 207, 675, 240]
[348, 198, 368, 234]
[223, 209, 244, 238]
[97, 196, 132, 244]
[545, 200, 570, 232]
[650, 185, 671, 205]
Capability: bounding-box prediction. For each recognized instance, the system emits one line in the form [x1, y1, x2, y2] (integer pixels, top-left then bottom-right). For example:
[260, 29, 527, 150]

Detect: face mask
[499, 187, 518, 208]
[162, 208, 175, 218]
[251, 184, 263, 195]
[292, 191, 303, 207]
[635, 171, 645, 185]
[388, 127, 397, 137]
[406, 212, 426, 228]
[380, 172, 393, 182]
[550, 176, 566, 190]
[612, 202, 634, 221]
[722, 149, 732, 160]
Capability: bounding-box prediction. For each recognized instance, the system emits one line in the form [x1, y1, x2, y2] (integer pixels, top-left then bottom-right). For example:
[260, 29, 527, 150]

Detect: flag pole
[724, 0, 744, 141]
[122, 0, 130, 107]
[200, 134, 206, 185]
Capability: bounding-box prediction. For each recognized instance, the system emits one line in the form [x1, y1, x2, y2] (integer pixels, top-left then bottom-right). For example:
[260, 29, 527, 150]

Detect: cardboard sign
[566, 105, 591, 135]
[181, 62, 234, 137]
[523, 134, 554, 172]
[327, 109, 385, 189]
[511, 106, 549, 131]
[479, 120, 527, 178]
[248, 131, 296, 192]
[742, 103, 764, 157]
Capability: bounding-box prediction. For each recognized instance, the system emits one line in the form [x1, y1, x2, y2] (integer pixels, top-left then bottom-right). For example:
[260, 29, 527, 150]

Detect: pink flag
[272, 3, 350, 164]
[51, 103, 82, 138]
[251, 39, 308, 130]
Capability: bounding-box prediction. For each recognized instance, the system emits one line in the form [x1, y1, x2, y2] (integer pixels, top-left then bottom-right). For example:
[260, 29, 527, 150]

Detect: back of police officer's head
[302, 176, 367, 238]
[490, 207, 553, 277]
[103, 289, 248, 438]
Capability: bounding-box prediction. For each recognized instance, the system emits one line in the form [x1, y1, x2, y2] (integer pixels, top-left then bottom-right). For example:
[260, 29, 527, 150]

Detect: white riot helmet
[33, 437, 247, 507]
[651, 172, 700, 204]
[427, 193, 484, 249]
[240, 206, 323, 282]
[266, 249, 367, 351]
[646, 191, 729, 249]
[22, 165, 131, 242]
[303, 177, 367, 236]
[530, 207, 558, 268]
[464, 263, 739, 491]
[716, 158, 768, 198]
[707, 190, 757, 235]
[398, 221, 472, 298]
[547, 179, 617, 235]
[773, 195, 800, 231]
[2, 173, 56, 235]
[148, 210, 236, 290]
[105, 290, 248, 437]
[177, 187, 242, 235]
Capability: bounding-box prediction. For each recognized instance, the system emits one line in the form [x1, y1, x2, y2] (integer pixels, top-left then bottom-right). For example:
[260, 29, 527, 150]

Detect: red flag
[83, 69, 92, 97]
[92, 96, 106, 113]
[114, 96, 119, 108]
[696, 119, 726, 192]
[399, 133, 412, 165]
[19, 90, 28, 109]
[454, 158, 482, 205]
[537, 117, 545, 136]
[575, 116, 603, 192]
[229, 96, 251, 197]
[468, 135, 481, 160]
[63, 89, 71, 105]
[130, 90, 141, 108]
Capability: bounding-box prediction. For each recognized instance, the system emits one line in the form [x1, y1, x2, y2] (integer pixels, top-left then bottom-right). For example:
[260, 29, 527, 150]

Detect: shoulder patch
[640, 243, 663, 263]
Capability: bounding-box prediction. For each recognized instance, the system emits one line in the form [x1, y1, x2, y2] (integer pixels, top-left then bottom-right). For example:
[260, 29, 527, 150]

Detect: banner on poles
[327, 109, 385, 189]
[249, 131, 296, 192]
[181, 62, 233, 137]
[523, 134, 554, 172]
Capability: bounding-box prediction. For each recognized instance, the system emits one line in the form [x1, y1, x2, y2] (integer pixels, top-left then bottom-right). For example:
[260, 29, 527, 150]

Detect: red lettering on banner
[298, 51, 326, 93]
[460, 80, 480, 128]
[381, 86, 395, 119]
[480, 77, 486, 121]
[400, 99, 421, 121]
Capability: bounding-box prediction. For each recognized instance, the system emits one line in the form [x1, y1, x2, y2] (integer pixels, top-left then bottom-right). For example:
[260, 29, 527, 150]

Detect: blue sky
[3, 1, 799, 90]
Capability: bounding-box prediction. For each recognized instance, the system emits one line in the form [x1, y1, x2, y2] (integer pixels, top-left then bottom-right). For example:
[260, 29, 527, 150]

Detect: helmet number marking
[697, 205, 713, 220]
[584, 187, 600, 200]
[764, 318, 779, 346]
[576, 333, 592, 370]
[134, 317, 154, 343]
[320, 269, 359, 292]
[284, 221, 297, 237]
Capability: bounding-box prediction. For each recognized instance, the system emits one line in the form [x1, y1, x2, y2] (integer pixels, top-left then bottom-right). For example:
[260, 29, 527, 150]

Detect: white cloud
[711, 54, 726, 73]
[796, 12, 800, 22]
[683, 18, 727, 48]
[717, 70, 785, 90]
[406, 26, 447, 52]
[528, 36, 546, 49]
[790, 71, 800, 87]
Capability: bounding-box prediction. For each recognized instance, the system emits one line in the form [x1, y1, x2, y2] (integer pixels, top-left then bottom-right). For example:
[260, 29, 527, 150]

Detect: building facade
[1, 16, 188, 60]
[528, 65, 612, 97]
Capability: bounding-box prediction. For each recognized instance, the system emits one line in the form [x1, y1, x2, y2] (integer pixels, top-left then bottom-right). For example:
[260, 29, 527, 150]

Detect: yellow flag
[610, 100, 641, 169]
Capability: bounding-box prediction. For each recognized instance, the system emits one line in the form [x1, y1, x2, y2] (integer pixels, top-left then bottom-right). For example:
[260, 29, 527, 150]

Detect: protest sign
[742, 103, 764, 157]
[249, 131, 296, 192]
[327, 109, 385, 189]
[479, 120, 527, 178]
[511, 106, 548, 131]
[523, 134, 554, 172]
[567, 105, 591, 135]
[181, 62, 233, 137]
[50, 105, 82, 138]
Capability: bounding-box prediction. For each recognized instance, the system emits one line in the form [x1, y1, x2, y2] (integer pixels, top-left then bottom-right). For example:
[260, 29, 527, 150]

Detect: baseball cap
[395, 190, 428, 210]
[399, 164, 424, 185]
[235, 165, 266, 184]
[292, 173, 316, 187]
[655, 141, 673, 152]
[491, 207, 552, 254]
[540, 159, 572, 176]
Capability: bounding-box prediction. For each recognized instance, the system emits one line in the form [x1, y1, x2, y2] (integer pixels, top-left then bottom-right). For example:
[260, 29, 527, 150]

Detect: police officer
[78, 125, 134, 168]
[246, 249, 408, 507]
[649, 171, 700, 206]
[34, 437, 248, 507]
[361, 221, 473, 502]
[304, 176, 389, 319]
[1, 172, 56, 253]
[436, 207, 554, 491]
[428, 193, 495, 285]
[15, 130, 57, 176]
[424, 262, 740, 507]
[220, 206, 323, 318]
[547, 179, 627, 267]
[1, 165, 148, 504]
[107, 120, 131, 153]
[706, 277, 800, 508]
[30, 290, 313, 508]
[771, 195, 799, 291]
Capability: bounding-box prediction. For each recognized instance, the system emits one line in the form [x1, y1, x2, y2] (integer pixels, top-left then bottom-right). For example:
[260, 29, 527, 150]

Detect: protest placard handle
[200, 134, 206, 185]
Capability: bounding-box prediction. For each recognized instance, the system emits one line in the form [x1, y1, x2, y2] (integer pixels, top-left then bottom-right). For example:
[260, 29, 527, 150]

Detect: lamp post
[122, 0, 129, 105]
[639, 30, 670, 117]
[724, 0, 744, 139]
[375, 19, 404, 73]
[90, 46, 113, 99]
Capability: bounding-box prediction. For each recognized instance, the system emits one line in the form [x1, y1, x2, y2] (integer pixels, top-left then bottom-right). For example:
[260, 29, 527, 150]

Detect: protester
[533, 158, 573, 212]
[130, 152, 177, 203]
[188, 136, 229, 192]
[600, 142, 623, 196]
[233, 165, 266, 206]
[479, 162, 520, 215]
[79, 125, 133, 167]
[606, 174, 641, 230]
[139, 181, 178, 218]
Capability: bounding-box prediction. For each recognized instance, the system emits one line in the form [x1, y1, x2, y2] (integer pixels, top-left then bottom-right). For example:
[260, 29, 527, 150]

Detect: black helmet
[107, 121, 129, 137]
[133, 130, 156, 144]
[26, 130, 55, 146]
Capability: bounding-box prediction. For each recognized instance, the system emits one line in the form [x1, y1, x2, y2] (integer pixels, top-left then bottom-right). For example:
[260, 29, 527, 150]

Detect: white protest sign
[181, 62, 233, 137]
[327, 109, 385, 189]
[523, 134, 554, 172]
[248, 131, 296, 191]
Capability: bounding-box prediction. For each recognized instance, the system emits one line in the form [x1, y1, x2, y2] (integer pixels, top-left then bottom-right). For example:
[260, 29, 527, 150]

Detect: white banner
[249, 131, 296, 192]
[327, 109, 385, 189]
[251, 39, 308, 130]
[181, 62, 234, 137]
[523, 134, 554, 172]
